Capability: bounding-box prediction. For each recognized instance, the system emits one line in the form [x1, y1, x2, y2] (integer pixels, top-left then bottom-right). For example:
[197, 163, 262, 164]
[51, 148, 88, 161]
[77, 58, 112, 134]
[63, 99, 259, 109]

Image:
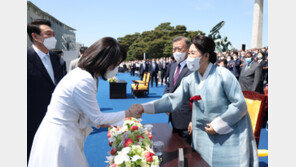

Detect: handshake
[125, 104, 144, 118]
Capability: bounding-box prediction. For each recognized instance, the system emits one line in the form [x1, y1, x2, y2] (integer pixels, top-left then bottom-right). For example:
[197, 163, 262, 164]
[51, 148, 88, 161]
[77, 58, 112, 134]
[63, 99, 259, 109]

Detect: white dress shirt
[32, 45, 55, 84]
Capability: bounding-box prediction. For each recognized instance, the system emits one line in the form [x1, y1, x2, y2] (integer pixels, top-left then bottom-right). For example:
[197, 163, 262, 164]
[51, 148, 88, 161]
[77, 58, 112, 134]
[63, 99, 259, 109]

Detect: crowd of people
[120, 46, 268, 94]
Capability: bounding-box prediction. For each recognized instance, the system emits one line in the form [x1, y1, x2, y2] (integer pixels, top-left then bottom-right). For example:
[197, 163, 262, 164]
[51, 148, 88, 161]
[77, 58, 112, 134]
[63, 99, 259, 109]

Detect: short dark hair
[233, 51, 238, 56]
[52, 49, 63, 55]
[79, 46, 88, 54]
[78, 37, 126, 80]
[218, 59, 228, 65]
[246, 52, 253, 57]
[27, 19, 52, 42]
[191, 35, 217, 64]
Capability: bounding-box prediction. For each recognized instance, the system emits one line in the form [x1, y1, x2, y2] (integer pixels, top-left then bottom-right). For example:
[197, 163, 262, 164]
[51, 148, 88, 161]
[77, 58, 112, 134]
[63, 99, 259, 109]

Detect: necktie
[174, 64, 181, 86]
[43, 54, 55, 84]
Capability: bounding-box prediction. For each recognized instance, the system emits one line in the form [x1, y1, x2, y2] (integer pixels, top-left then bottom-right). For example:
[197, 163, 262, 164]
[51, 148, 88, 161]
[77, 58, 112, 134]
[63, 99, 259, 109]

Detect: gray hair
[172, 36, 191, 49]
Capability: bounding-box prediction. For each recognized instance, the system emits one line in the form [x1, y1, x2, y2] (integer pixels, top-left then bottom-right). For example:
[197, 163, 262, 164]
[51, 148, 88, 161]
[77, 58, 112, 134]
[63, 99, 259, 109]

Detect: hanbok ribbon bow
[189, 95, 202, 110]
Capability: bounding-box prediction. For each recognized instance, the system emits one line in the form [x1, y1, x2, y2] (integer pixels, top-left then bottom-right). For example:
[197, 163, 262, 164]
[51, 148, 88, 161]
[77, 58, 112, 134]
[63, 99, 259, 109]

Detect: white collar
[179, 59, 187, 68]
[197, 63, 213, 89]
[198, 63, 213, 81]
[32, 44, 49, 61]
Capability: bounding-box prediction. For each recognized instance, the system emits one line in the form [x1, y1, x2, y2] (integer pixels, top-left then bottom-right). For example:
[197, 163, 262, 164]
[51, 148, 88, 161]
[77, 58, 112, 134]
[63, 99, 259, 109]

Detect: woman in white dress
[28, 37, 141, 167]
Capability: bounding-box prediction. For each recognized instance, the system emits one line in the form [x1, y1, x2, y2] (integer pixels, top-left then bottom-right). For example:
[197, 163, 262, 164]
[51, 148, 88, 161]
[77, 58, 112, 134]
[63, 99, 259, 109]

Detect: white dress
[28, 67, 126, 167]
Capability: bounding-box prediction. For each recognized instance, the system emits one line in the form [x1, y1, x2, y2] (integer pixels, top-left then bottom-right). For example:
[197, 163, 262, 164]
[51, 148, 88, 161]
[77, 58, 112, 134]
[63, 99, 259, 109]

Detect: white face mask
[105, 67, 118, 79]
[173, 52, 186, 63]
[227, 58, 231, 62]
[186, 57, 200, 71]
[43, 37, 57, 50]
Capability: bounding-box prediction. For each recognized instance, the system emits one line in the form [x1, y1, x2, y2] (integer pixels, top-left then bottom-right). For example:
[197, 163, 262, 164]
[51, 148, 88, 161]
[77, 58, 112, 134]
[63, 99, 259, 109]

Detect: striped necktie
[174, 64, 181, 86]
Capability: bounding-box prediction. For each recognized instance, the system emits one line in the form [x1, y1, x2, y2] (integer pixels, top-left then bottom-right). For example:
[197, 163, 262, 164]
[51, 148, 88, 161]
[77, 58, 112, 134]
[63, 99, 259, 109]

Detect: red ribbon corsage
[189, 95, 202, 110]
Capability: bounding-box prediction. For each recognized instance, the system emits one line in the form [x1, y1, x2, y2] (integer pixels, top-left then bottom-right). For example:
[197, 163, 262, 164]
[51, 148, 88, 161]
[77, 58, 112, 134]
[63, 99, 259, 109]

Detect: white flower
[131, 155, 141, 162]
[114, 154, 130, 165]
[121, 147, 131, 155]
[105, 155, 114, 162]
[152, 156, 160, 165]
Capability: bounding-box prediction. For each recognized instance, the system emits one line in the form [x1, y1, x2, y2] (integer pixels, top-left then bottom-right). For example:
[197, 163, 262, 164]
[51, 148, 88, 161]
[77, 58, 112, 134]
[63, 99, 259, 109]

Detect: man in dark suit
[164, 36, 193, 144]
[27, 19, 66, 159]
[139, 60, 148, 80]
[149, 58, 159, 87]
[239, 52, 263, 93]
[227, 51, 241, 80]
[160, 58, 169, 85]
[130, 61, 136, 76]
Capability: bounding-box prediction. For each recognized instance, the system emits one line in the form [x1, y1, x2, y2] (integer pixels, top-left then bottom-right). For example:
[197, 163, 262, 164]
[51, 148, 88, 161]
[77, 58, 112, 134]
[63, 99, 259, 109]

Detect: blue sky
[28, 0, 268, 49]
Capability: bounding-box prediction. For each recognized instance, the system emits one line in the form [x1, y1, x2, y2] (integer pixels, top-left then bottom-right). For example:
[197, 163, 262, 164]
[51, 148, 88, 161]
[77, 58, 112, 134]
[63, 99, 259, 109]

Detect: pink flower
[111, 164, 117, 167]
[124, 138, 133, 147]
[111, 148, 116, 155]
[131, 125, 139, 131]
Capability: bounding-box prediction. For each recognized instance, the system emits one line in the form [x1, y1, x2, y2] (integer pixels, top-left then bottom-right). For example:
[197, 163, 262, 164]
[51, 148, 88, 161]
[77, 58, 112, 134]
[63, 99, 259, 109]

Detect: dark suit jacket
[164, 62, 173, 78]
[259, 59, 268, 81]
[227, 59, 241, 78]
[149, 62, 159, 75]
[239, 61, 263, 93]
[27, 46, 66, 136]
[139, 62, 149, 75]
[164, 62, 193, 130]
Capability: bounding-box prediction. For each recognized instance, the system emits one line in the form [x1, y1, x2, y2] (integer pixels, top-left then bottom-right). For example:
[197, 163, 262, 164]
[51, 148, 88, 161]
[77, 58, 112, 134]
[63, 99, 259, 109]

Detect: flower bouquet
[108, 77, 118, 83]
[106, 118, 160, 167]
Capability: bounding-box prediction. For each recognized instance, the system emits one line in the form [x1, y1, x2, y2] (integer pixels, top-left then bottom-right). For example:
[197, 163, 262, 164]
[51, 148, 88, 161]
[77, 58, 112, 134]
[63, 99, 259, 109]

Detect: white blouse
[45, 67, 126, 137]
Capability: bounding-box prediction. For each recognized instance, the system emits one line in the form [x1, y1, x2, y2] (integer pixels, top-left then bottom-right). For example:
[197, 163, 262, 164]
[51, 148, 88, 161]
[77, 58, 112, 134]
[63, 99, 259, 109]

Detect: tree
[117, 22, 205, 60]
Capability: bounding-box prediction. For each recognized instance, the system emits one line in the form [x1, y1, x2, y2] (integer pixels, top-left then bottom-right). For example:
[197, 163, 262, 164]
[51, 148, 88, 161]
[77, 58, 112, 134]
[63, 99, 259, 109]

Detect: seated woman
[132, 35, 259, 167]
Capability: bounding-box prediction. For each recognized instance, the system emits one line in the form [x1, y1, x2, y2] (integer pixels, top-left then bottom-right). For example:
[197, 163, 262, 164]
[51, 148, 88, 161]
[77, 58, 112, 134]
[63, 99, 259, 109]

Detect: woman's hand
[125, 104, 143, 118]
[188, 122, 192, 135]
[205, 123, 216, 135]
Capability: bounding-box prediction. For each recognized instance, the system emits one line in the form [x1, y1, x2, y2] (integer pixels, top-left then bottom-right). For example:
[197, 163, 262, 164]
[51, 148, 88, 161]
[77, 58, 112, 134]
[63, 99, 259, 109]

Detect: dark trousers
[140, 73, 144, 80]
[130, 69, 135, 76]
[173, 128, 192, 145]
[150, 73, 158, 87]
[160, 71, 166, 85]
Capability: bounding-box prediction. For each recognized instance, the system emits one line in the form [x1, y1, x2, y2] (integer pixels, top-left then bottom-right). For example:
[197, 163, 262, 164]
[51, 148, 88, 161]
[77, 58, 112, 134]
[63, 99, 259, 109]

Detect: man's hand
[100, 124, 107, 128]
[204, 123, 216, 135]
[188, 122, 192, 135]
[125, 104, 144, 118]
